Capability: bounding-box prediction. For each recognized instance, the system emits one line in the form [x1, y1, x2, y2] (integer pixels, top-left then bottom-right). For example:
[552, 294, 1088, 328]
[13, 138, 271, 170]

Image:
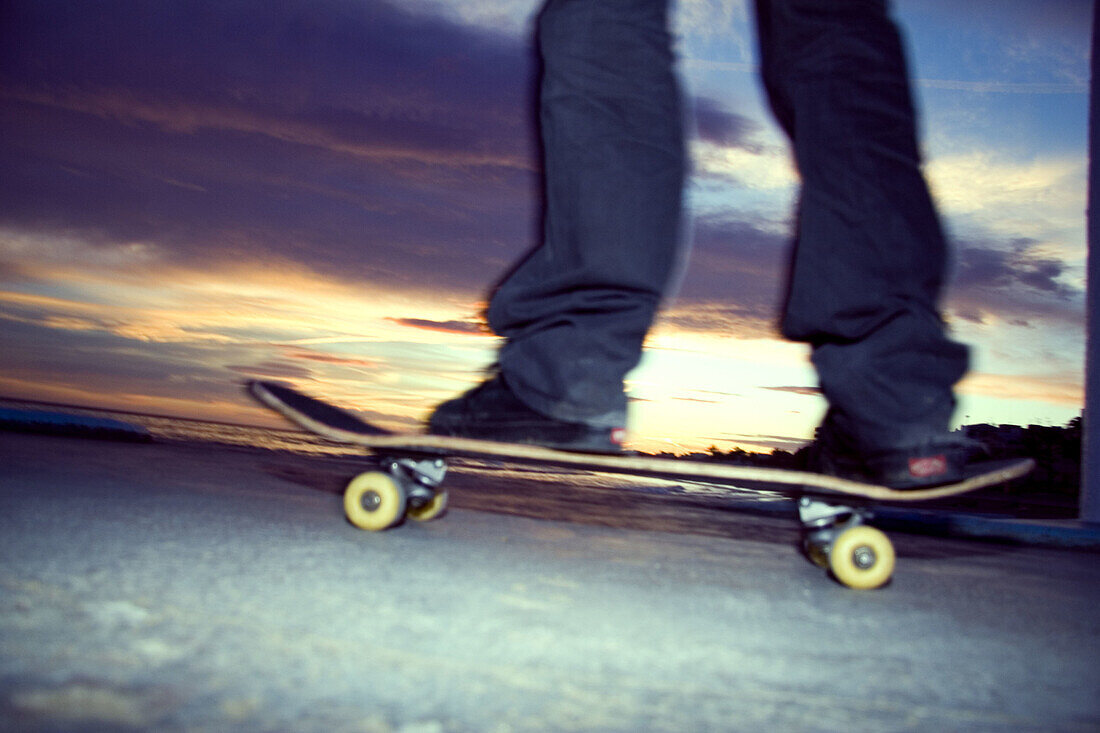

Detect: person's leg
[487, 0, 686, 427]
[431, 0, 686, 447]
[755, 0, 971, 483]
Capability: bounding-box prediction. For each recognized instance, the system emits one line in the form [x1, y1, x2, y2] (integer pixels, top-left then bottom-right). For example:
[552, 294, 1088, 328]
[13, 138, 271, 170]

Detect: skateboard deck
[248, 380, 1034, 589]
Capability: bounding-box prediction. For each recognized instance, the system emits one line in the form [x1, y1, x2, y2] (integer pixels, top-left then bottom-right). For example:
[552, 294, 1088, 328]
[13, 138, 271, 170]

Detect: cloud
[0, 313, 265, 417]
[226, 362, 313, 380]
[0, 0, 1086, 438]
[389, 318, 490, 336]
[659, 214, 790, 337]
[918, 148, 1086, 332]
[278, 347, 380, 368]
[953, 242, 1078, 298]
[658, 303, 777, 340]
[0, 0, 540, 298]
[693, 97, 763, 150]
[670, 395, 722, 404]
[672, 388, 742, 402]
[958, 370, 1083, 407]
[408, 0, 536, 37]
[946, 237, 1084, 329]
[762, 386, 820, 396]
[675, 0, 752, 52]
[925, 152, 1085, 238]
[0, 0, 534, 120]
[692, 139, 797, 192]
[0, 0, 782, 315]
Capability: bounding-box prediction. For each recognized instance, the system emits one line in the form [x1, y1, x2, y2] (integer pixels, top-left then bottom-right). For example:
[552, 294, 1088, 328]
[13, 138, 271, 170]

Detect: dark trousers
[488, 0, 968, 450]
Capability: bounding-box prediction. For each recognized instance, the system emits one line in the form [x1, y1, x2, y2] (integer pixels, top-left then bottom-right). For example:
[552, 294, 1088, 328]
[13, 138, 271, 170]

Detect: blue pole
[1084, 3, 1099, 523]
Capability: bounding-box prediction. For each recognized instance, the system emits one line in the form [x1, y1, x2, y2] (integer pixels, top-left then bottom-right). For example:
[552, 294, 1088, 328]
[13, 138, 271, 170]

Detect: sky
[0, 0, 1092, 454]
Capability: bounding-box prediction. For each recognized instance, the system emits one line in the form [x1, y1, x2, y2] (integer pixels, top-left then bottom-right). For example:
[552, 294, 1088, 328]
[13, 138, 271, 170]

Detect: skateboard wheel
[803, 538, 830, 569]
[407, 489, 448, 523]
[344, 471, 407, 531]
[828, 525, 895, 590]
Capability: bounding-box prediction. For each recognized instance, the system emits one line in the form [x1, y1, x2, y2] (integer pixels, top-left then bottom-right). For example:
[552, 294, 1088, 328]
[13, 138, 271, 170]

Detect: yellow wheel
[407, 489, 448, 522]
[829, 525, 895, 590]
[344, 471, 407, 531]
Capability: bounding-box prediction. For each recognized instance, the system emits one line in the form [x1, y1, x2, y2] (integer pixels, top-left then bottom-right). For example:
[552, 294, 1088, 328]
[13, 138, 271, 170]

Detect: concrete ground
[1, 432, 1098, 732]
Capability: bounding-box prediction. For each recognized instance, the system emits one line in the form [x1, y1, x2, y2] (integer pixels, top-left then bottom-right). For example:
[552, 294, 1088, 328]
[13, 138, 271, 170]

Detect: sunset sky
[0, 0, 1091, 454]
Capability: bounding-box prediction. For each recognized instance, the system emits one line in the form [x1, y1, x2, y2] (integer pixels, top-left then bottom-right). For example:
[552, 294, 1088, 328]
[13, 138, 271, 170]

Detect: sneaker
[808, 418, 987, 490]
[427, 375, 626, 453]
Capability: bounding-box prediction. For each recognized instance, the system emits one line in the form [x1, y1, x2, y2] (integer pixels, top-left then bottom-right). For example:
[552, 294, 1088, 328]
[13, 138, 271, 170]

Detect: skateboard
[247, 380, 1034, 590]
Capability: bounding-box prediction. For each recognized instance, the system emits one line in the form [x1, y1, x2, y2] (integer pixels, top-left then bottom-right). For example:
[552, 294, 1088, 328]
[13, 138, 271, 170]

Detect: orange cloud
[958, 371, 1083, 406]
[389, 317, 490, 336]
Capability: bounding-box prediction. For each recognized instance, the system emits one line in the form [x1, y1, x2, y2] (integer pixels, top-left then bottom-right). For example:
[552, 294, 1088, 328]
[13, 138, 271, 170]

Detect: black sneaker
[808, 418, 987, 490]
[427, 375, 626, 454]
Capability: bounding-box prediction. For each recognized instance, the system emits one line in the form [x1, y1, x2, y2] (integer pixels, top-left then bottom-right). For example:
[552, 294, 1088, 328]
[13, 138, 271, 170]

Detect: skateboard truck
[383, 456, 447, 503]
[798, 495, 895, 589]
[339, 456, 451, 532]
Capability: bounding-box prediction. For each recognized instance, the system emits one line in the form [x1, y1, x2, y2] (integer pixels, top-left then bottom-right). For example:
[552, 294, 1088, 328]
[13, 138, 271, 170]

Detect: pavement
[2, 431, 1099, 732]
